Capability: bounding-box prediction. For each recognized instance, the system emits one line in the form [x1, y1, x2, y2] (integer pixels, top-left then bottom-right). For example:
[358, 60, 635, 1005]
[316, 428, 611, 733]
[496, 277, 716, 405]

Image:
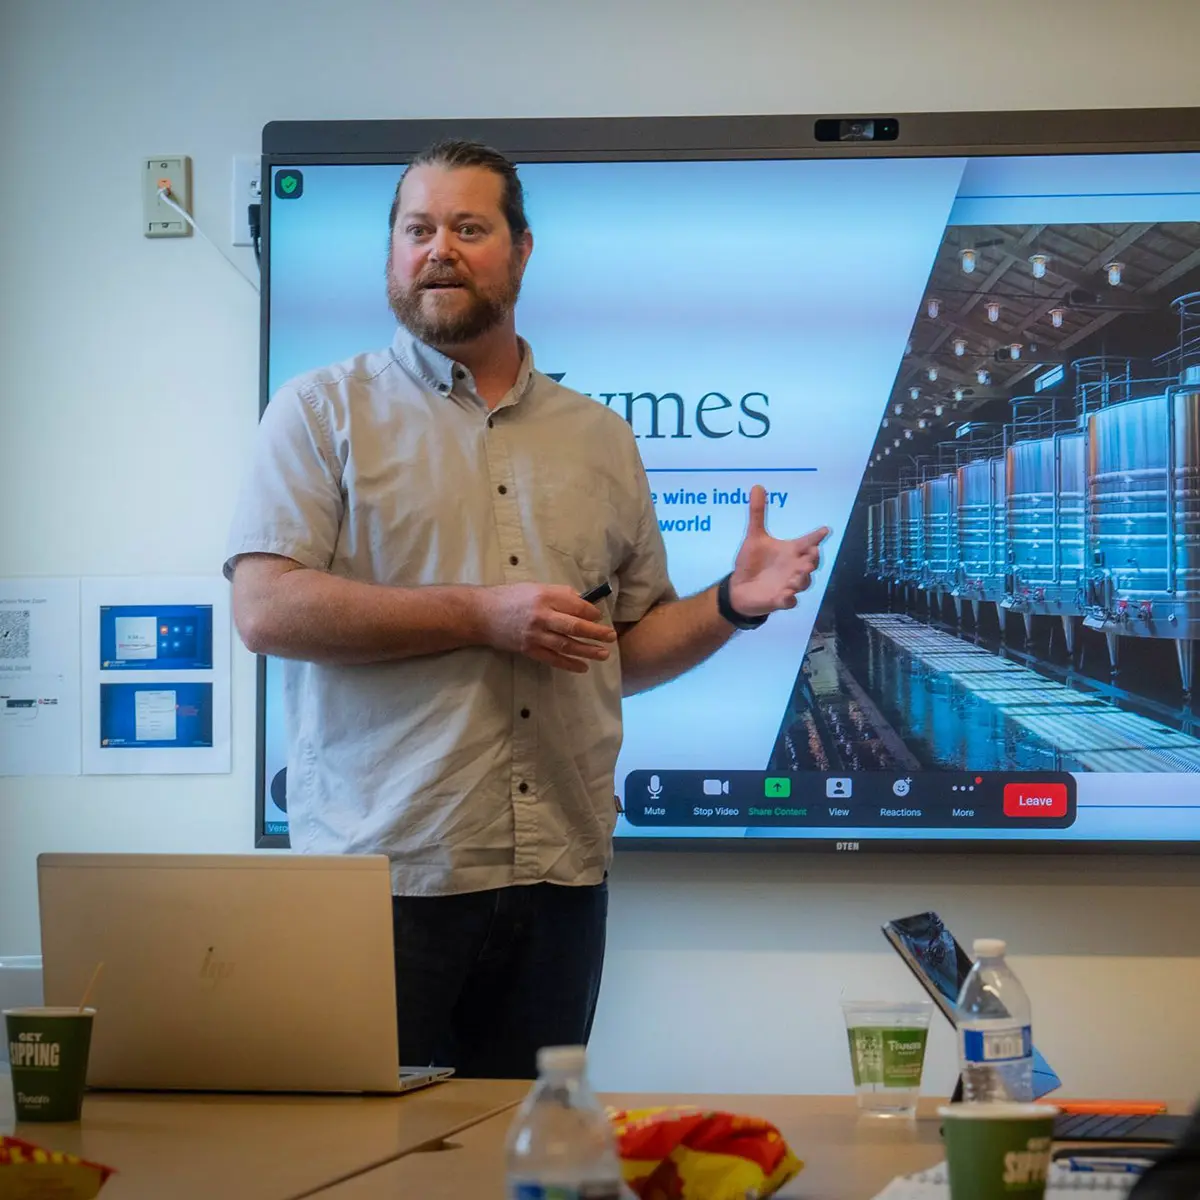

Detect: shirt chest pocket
[541, 471, 629, 578]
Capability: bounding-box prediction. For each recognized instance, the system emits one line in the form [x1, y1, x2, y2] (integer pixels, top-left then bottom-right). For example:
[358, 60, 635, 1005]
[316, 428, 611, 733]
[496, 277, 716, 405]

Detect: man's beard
[387, 256, 523, 347]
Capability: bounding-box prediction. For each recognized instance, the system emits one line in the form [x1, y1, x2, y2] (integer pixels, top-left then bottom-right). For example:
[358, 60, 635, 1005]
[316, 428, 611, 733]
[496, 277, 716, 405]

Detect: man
[225, 139, 828, 1079]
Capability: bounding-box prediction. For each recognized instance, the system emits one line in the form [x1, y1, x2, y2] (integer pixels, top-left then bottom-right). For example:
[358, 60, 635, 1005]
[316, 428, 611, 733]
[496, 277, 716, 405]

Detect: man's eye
[406, 225, 429, 238]
[459, 225, 482, 237]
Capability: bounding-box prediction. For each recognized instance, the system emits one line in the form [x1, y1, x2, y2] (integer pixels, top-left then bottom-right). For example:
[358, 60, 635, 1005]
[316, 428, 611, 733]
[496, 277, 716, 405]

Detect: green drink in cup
[4, 1007, 96, 1122]
[938, 1103, 1059, 1200]
[840, 998, 933, 1118]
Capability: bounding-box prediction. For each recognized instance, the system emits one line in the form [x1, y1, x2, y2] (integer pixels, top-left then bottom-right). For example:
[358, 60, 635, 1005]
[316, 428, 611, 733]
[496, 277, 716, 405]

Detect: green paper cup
[840, 998, 933, 1118]
[938, 1103, 1059, 1200]
[4, 1006, 95, 1122]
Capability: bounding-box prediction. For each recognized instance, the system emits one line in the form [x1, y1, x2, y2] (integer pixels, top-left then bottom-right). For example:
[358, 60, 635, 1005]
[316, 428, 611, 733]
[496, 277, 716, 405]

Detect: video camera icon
[703, 778, 731, 796]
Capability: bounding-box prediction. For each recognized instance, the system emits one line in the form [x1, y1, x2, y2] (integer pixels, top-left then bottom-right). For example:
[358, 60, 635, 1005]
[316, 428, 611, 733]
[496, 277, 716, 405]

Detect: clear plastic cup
[840, 998, 933, 1118]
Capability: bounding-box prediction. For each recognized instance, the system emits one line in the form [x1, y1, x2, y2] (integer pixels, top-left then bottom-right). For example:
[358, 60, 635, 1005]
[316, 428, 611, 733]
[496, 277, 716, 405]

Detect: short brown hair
[389, 139, 529, 242]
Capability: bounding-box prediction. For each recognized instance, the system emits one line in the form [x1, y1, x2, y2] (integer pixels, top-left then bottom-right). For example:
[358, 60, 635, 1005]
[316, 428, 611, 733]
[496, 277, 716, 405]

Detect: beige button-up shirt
[225, 329, 673, 896]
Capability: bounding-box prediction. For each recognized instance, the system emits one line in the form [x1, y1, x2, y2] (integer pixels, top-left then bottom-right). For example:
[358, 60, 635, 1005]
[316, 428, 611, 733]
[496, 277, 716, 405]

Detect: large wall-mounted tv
[254, 109, 1200, 854]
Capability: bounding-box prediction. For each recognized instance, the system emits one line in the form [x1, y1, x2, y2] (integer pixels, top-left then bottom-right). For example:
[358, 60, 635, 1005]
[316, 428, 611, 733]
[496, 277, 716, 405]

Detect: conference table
[2, 1066, 950, 1199]
[319, 1093, 950, 1200]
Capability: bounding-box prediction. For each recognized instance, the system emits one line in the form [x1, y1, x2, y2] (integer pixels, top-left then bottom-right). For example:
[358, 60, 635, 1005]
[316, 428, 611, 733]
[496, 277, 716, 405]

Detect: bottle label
[511, 1184, 622, 1200]
[962, 1025, 1032, 1064]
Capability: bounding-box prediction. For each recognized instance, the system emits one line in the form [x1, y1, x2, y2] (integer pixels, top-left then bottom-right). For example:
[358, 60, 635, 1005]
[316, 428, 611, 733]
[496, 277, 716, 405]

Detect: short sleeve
[612, 450, 676, 623]
[223, 383, 344, 579]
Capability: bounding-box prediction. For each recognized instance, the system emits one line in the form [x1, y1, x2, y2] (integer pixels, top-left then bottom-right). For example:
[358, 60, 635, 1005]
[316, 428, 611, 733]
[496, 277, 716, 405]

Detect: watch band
[716, 572, 768, 630]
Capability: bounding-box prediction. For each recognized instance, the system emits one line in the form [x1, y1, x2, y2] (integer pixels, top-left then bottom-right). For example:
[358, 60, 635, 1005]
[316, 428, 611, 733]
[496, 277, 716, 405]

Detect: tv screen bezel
[254, 107, 1200, 854]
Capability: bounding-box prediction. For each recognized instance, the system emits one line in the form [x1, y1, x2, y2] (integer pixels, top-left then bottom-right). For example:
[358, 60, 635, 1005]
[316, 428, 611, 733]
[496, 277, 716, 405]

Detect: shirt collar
[390, 326, 537, 403]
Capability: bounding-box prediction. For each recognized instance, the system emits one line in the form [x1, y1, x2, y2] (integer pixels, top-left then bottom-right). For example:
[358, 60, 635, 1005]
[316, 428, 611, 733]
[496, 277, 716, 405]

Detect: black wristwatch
[716, 572, 768, 630]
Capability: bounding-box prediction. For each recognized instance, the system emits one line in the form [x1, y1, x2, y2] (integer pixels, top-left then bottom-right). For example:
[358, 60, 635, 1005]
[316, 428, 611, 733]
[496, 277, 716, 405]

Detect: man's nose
[428, 227, 458, 260]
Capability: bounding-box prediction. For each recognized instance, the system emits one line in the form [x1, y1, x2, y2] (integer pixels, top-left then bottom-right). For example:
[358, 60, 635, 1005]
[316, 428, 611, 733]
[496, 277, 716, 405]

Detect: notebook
[872, 1161, 1140, 1198]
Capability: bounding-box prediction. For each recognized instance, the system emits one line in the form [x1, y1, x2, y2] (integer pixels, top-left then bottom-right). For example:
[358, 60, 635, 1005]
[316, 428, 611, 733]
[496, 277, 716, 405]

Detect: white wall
[2, 0, 1199, 1098]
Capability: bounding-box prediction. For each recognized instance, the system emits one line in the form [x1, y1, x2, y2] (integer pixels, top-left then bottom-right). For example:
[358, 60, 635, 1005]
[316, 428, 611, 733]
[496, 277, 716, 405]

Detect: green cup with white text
[4, 1007, 95, 1122]
[939, 1103, 1058, 1200]
[840, 998, 932, 1118]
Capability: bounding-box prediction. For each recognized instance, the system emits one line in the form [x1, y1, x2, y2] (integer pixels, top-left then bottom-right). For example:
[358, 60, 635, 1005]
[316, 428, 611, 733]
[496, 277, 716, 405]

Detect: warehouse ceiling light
[1029, 254, 1049, 279]
[1105, 261, 1124, 286]
[960, 248, 977, 274]
[986, 300, 1001, 323]
[1049, 307, 1065, 328]
[953, 337, 967, 356]
[927, 297, 941, 319]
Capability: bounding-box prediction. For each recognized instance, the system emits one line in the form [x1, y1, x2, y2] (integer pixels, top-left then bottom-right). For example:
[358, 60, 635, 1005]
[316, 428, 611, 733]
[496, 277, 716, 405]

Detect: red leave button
[1004, 783, 1068, 818]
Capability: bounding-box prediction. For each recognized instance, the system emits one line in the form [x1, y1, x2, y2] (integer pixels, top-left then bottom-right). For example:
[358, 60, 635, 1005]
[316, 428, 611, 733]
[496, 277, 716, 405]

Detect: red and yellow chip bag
[0, 1134, 116, 1200]
[610, 1106, 803, 1200]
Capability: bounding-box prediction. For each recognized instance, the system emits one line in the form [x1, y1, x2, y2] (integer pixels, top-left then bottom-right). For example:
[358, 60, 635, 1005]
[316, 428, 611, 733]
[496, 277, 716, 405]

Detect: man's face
[387, 164, 532, 347]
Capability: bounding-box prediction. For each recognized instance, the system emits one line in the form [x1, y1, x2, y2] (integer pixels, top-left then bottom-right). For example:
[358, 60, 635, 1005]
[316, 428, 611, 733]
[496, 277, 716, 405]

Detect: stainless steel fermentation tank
[920, 473, 958, 614]
[862, 295, 1200, 693]
[1003, 429, 1087, 650]
[954, 456, 1007, 630]
[898, 486, 925, 593]
[866, 501, 881, 578]
[1085, 363, 1200, 693]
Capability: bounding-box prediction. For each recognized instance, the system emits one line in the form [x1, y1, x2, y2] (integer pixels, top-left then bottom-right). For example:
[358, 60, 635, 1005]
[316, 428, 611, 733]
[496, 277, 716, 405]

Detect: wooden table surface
[1, 1068, 527, 1200]
[317, 1093, 949, 1200]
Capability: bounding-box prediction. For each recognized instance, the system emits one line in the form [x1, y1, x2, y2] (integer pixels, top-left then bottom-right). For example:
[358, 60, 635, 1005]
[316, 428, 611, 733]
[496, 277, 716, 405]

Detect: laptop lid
[882, 910, 1062, 1100]
[37, 852, 405, 1093]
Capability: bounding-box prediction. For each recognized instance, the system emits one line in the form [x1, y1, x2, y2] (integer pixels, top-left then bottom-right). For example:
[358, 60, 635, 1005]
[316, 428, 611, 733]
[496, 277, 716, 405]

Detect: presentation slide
[260, 148, 1200, 848]
[99, 682, 213, 749]
[99, 604, 213, 671]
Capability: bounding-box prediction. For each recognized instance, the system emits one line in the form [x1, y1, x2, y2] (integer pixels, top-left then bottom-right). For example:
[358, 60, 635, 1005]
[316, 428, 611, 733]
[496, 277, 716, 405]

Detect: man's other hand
[729, 485, 831, 617]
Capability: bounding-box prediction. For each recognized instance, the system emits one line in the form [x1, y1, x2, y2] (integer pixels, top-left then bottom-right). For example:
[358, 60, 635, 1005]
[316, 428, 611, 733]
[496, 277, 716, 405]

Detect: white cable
[157, 187, 259, 294]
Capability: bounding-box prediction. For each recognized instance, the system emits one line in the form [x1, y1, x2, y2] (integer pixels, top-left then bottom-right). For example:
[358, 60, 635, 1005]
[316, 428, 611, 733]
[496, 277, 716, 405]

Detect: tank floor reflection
[771, 614, 1200, 774]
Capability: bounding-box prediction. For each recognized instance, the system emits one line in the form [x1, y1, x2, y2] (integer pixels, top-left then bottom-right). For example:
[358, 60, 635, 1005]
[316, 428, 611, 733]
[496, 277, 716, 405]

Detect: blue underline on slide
[646, 467, 818, 473]
[957, 190, 1200, 200]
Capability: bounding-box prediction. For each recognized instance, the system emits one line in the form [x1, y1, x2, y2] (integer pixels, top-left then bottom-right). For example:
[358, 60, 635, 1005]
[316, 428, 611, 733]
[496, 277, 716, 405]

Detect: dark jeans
[391, 881, 608, 1080]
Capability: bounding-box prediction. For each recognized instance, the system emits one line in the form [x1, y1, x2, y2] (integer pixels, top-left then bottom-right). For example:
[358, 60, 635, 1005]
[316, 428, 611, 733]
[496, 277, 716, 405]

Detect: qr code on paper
[0, 610, 32, 659]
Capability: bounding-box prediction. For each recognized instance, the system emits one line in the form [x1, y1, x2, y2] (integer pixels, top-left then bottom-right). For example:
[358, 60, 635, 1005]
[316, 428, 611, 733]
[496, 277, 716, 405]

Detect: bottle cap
[537, 1045, 587, 1074]
[973, 938, 1007, 958]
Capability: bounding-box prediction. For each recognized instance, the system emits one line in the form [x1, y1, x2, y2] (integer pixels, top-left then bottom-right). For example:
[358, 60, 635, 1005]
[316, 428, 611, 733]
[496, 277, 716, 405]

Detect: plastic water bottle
[505, 1045, 624, 1200]
[956, 938, 1034, 1103]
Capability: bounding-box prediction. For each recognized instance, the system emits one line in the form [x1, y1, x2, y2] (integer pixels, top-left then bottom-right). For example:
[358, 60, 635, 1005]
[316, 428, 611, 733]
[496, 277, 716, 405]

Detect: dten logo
[549, 373, 771, 441]
[836, 842, 860, 852]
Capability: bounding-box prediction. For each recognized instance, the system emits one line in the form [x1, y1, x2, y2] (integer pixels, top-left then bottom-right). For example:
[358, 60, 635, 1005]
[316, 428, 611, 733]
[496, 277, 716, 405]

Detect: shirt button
[509, 555, 519, 566]
[498, 485, 507, 495]
[487, 417, 494, 429]
[518, 782, 529, 794]
[454, 368, 466, 380]
[520, 707, 530, 719]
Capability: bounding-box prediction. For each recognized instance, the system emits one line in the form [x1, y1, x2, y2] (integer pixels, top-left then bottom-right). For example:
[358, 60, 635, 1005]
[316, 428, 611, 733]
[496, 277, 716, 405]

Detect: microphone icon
[647, 774, 663, 800]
